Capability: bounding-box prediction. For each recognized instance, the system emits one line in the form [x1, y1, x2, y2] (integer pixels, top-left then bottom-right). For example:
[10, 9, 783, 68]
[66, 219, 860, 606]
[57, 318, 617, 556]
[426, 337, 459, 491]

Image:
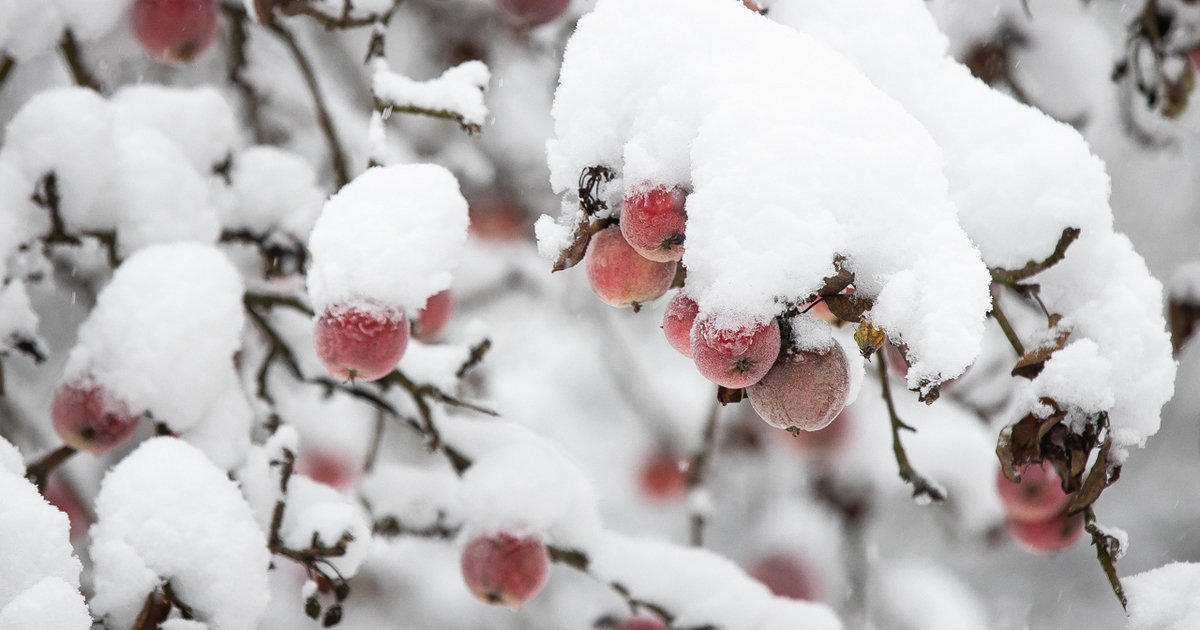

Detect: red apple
[297, 450, 357, 491]
[496, 0, 570, 25]
[691, 316, 781, 388]
[663, 292, 699, 357]
[996, 462, 1070, 523]
[468, 194, 529, 242]
[51, 378, 142, 455]
[620, 183, 688, 263]
[461, 532, 549, 610]
[614, 615, 668, 630]
[132, 0, 219, 65]
[313, 303, 408, 382]
[638, 451, 689, 502]
[1007, 511, 1084, 554]
[414, 290, 455, 343]
[748, 553, 820, 601]
[747, 344, 849, 432]
[585, 226, 676, 309]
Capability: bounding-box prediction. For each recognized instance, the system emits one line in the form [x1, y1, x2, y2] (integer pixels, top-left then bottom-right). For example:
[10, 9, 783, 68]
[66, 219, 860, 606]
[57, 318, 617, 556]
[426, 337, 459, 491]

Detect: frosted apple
[461, 532, 549, 610]
[51, 378, 142, 455]
[585, 226, 676, 309]
[497, 0, 570, 25]
[638, 451, 689, 502]
[748, 554, 820, 601]
[996, 462, 1070, 523]
[132, 0, 219, 64]
[747, 344, 849, 431]
[621, 183, 688, 263]
[1007, 511, 1085, 554]
[414, 290, 455, 343]
[663, 292, 699, 357]
[691, 316, 781, 388]
[314, 303, 409, 382]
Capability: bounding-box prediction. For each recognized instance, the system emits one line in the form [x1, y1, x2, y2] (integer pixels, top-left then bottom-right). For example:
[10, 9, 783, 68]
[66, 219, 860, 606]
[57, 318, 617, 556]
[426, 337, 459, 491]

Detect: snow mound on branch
[111, 85, 240, 173]
[281, 476, 372, 577]
[372, 60, 491, 130]
[769, 0, 1175, 449]
[307, 164, 469, 314]
[0, 438, 86, 630]
[89, 438, 270, 630]
[1125, 562, 1200, 630]
[226, 146, 325, 237]
[63, 243, 245, 433]
[0, 0, 131, 59]
[361, 463, 463, 532]
[543, 0, 991, 390]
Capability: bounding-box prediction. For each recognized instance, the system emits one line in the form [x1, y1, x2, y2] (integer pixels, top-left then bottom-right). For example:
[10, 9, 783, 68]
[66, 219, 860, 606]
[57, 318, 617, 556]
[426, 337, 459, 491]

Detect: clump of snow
[1125, 562, 1200, 630]
[62, 243, 245, 433]
[89, 438, 270, 630]
[280, 476, 373, 577]
[110, 85, 240, 174]
[0, 577, 92, 630]
[1015, 339, 1115, 432]
[182, 371, 256, 471]
[397, 340, 474, 392]
[307, 164, 470, 314]
[543, 0, 992, 392]
[372, 60, 491, 130]
[226, 146, 325, 237]
[361, 463, 463, 532]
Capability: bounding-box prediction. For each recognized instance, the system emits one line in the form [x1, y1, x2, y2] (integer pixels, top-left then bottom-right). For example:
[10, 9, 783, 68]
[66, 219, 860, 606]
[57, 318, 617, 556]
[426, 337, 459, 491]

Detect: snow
[110, 85, 240, 174]
[372, 60, 491, 130]
[766, 0, 1175, 449]
[1126, 562, 1200, 630]
[226, 146, 326, 237]
[397, 340, 474, 392]
[307, 164, 470, 314]
[0, 577, 91, 630]
[874, 560, 989, 630]
[1, 0, 63, 60]
[280, 476, 373, 578]
[542, 0, 992, 393]
[361, 463, 462, 532]
[89, 438, 271, 630]
[62, 243, 245, 433]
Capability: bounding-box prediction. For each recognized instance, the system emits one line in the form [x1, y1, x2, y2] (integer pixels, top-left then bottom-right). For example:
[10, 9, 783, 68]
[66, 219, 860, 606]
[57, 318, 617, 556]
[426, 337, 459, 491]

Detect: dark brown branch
[274, 0, 403, 29]
[373, 98, 482, 134]
[456, 339, 491, 379]
[25, 445, 77, 493]
[878, 357, 945, 504]
[263, 18, 351, 187]
[58, 29, 103, 92]
[1084, 506, 1128, 610]
[0, 55, 14, 93]
[363, 408, 386, 473]
[245, 291, 315, 316]
[220, 3, 269, 143]
[989, 292, 1026, 357]
[989, 227, 1081, 285]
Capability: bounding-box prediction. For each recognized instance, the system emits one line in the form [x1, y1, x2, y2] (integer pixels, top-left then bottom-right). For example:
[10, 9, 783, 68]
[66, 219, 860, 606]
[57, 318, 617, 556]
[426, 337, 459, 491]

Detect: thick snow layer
[182, 370, 256, 471]
[280, 476, 372, 577]
[1125, 562, 1200, 630]
[543, 0, 992, 390]
[307, 164, 470, 313]
[361, 463, 463, 531]
[1, 0, 62, 60]
[89, 438, 270, 630]
[63, 244, 245, 433]
[0, 577, 91, 630]
[226, 146, 325, 236]
[0, 456, 82, 614]
[372, 60, 491, 130]
[110, 85, 240, 173]
[769, 0, 1175, 449]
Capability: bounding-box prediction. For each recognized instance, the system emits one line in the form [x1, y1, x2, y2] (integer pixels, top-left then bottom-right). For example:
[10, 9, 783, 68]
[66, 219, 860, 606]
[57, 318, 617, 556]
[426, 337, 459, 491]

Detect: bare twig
[373, 98, 483, 134]
[220, 3, 269, 143]
[1084, 506, 1128, 610]
[878, 357, 945, 504]
[0, 55, 14, 93]
[58, 29, 103, 92]
[990, 292, 1026, 357]
[989, 227, 1081, 285]
[275, 0, 403, 29]
[685, 396, 721, 547]
[362, 408, 386, 473]
[455, 339, 491, 379]
[25, 445, 77, 493]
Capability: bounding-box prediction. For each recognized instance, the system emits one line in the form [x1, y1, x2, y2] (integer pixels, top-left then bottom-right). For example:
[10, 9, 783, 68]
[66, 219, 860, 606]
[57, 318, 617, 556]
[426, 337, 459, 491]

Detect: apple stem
[878, 357, 946, 504]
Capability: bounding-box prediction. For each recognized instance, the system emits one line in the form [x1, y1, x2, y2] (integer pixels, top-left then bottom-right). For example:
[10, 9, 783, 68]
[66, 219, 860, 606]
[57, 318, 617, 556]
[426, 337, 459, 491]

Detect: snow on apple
[89, 438, 270, 630]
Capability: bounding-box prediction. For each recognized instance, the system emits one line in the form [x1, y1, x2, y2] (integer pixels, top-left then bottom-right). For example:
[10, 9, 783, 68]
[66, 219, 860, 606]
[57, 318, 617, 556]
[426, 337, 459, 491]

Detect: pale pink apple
[663, 292, 699, 357]
[51, 378, 142, 455]
[996, 462, 1070, 523]
[414, 290, 455, 343]
[620, 183, 688, 263]
[468, 194, 529, 242]
[585, 226, 676, 309]
[638, 451, 689, 503]
[297, 450, 357, 491]
[461, 532, 549, 610]
[132, 0, 219, 64]
[748, 553, 820, 601]
[747, 344, 850, 431]
[314, 303, 408, 382]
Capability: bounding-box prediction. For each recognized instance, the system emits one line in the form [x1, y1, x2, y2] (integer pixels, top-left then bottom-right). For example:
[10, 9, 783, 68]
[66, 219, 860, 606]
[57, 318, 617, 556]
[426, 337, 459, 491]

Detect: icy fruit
[414, 290, 455, 343]
[638, 451, 690, 502]
[748, 344, 849, 432]
[497, 0, 570, 25]
[314, 303, 408, 382]
[585, 226, 676, 309]
[1007, 511, 1084, 554]
[614, 615, 668, 630]
[996, 462, 1070, 523]
[663, 292, 699, 357]
[621, 183, 688, 263]
[132, 0, 219, 64]
[748, 554, 820, 601]
[51, 378, 142, 455]
[461, 532, 549, 610]
[691, 316, 781, 388]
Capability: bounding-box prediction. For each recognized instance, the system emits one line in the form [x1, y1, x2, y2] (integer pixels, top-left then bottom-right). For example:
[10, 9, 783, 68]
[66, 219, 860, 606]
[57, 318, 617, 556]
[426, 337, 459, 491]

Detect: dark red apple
[313, 303, 408, 382]
[691, 316, 781, 388]
[621, 183, 688, 263]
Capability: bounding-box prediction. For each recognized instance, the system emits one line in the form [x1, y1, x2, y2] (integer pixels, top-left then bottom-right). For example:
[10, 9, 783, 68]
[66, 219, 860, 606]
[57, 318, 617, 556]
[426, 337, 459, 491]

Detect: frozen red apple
[663, 292, 699, 357]
[996, 462, 1070, 523]
[132, 0, 219, 64]
[747, 344, 850, 432]
[691, 316, 781, 388]
[585, 226, 676, 309]
[748, 553, 820, 601]
[51, 377, 142, 455]
[496, 0, 570, 25]
[461, 532, 549, 610]
[638, 451, 689, 502]
[314, 302, 408, 382]
[621, 183, 688, 263]
[414, 290, 455, 343]
[1007, 511, 1084, 554]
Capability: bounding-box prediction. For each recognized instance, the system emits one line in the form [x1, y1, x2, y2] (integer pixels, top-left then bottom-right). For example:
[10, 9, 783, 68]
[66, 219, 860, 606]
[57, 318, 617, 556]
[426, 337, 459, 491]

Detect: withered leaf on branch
[853, 322, 886, 359]
[823, 293, 873, 323]
[989, 226, 1081, 285]
[717, 386, 745, 405]
[1066, 440, 1117, 515]
[999, 399, 1067, 477]
[817, 263, 854, 296]
[131, 590, 172, 630]
[1168, 298, 1200, 353]
[552, 217, 595, 273]
[1011, 317, 1072, 379]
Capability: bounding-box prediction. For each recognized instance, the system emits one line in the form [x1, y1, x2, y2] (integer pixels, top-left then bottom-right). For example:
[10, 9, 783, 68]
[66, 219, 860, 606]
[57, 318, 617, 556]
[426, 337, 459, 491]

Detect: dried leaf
[817, 265, 854, 296]
[854, 322, 886, 359]
[996, 426, 1019, 483]
[1169, 299, 1200, 352]
[717, 386, 745, 405]
[1012, 323, 1072, 379]
[1067, 441, 1112, 515]
[823, 294, 873, 323]
[552, 217, 594, 272]
[131, 590, 171, 630]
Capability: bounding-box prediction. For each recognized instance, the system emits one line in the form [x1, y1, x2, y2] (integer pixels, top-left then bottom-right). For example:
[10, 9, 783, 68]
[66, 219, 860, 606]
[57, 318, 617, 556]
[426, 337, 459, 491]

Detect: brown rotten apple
[747, 342, 850, 432]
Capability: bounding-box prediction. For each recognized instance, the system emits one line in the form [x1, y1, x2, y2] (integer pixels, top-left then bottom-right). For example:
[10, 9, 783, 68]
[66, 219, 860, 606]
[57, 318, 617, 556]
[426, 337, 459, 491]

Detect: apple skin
[663, 292, 699, 357]
[996, 462, 1071, 523]
[461, 532, 550, 610]
[691, 316, 781, 388]
[132, 0, 219, 65]
[51, 378, 142, 455]
[585, 226, 676, 309]
[313, 303, 409, 382]
[621, 184, 688, 263]
[414, 290, 455, 343]
[748, 553, 820, 601]
[747, 344, 849, 432]
[638, 451, 690, 502]
[1007, 511, 1084, 554]
[496, 0, 570, 25]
